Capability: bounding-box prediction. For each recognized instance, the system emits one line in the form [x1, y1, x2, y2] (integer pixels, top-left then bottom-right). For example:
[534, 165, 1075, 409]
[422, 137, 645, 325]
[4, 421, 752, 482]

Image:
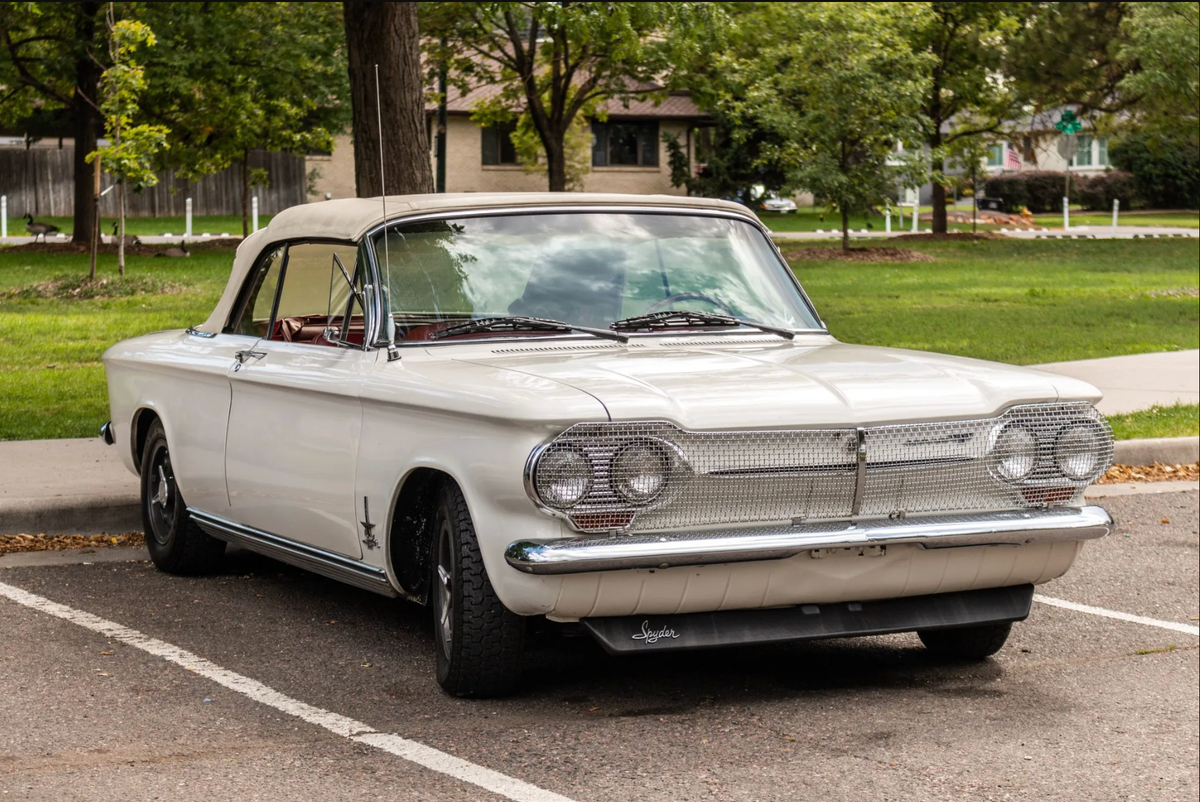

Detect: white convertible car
[102, 193, 1114, 696]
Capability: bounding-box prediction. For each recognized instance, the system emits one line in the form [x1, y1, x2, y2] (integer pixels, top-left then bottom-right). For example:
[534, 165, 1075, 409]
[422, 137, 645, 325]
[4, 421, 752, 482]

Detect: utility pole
[435, 39, 447, 194]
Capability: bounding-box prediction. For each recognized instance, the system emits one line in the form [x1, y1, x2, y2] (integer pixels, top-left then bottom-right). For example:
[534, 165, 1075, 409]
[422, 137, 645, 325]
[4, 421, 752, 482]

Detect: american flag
[1005, 145, 1022, 170]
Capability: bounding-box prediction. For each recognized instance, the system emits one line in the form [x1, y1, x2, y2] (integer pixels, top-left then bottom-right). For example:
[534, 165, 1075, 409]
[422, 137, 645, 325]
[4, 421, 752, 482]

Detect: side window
[228, 246, 284, 336]
[269, 241, 365, 346]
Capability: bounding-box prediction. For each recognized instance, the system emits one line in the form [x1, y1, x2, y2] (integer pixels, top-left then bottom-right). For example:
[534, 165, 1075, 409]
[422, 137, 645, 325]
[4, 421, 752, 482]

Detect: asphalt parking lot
[2, 490, 1197, 802]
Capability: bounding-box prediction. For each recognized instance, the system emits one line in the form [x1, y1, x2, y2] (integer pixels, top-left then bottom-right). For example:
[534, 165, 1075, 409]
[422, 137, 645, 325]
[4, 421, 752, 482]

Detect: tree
[136, 2, 349, 235]
[422, 2, 709, 192]
[909, 3, 1027, 234]
[1117, 2, 1199, 144]
[0, 2, 105, 243]
[88, 9, 168, 275]
[1009, 2, 1135, 114]
[725, 3, 932, 250]
[343, 2, 433, 197]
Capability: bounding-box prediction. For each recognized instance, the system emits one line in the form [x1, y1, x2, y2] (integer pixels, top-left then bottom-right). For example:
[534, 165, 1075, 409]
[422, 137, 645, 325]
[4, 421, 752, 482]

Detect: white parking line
[1034, 594, 1200, 636]
[0, 580, 576, 802]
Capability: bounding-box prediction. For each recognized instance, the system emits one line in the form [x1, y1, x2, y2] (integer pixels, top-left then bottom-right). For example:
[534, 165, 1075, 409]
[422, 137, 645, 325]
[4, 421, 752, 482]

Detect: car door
[224, 240, 372, 559]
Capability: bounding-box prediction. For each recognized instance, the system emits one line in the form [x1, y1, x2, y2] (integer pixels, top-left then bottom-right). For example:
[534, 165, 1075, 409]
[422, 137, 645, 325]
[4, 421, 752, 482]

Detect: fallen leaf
[99, 651, 113, 656]
[1161, 518, 1170, 524]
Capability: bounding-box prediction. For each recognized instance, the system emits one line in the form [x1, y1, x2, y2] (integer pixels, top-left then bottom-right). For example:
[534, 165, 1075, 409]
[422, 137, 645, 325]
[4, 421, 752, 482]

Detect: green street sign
[1055, 110, 1083, 135]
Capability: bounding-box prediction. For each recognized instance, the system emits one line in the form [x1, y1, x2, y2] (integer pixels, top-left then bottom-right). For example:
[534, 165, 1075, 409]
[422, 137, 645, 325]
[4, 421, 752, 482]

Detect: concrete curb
[1113, 436, 1200, 466]
[0, 494, 140, 536]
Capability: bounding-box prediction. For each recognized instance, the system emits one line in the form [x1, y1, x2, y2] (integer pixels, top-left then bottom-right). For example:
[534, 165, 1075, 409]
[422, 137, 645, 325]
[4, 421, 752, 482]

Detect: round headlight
[1055, 423, 1104, 481]
[535, 448, 593, 508]
[612, 442, 670, 504]
[991, 425, 1038, 481]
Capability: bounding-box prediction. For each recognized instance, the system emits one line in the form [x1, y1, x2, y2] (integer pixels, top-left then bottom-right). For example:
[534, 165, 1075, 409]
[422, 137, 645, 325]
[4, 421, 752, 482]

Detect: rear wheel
[431, 481, 524, 697]
[918, 622, 1012, 660]
[140, 420, 225, 575]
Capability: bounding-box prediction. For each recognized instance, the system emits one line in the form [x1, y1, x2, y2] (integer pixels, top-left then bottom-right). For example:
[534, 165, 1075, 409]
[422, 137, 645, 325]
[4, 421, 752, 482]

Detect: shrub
[984, 171, 1075, 213]
[1110, 134, 1200, 209]
[1076, 171, 1139, 211]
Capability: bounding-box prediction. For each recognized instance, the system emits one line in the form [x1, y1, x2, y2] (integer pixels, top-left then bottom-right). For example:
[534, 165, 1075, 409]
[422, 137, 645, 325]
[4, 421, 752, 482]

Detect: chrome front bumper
[505, 506, 1113, 575]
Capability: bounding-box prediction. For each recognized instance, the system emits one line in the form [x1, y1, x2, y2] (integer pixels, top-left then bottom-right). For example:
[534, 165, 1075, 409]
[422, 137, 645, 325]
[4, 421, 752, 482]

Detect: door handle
[234, 349, 267, 364]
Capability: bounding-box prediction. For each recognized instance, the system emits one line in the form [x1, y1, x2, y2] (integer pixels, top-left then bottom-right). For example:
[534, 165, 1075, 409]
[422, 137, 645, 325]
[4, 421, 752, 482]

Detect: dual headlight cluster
[988, 419, 1108, 484]
[532, 439, 673, 510]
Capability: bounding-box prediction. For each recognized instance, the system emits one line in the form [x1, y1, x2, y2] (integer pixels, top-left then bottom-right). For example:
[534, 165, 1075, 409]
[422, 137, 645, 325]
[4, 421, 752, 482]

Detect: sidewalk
[768, 226, 1197, 240]
[0, 351, 1196, 535]
[1031, 350, 1200, 415]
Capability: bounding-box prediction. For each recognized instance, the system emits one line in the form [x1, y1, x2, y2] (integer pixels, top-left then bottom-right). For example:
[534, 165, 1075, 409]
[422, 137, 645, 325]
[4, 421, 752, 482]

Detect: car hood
[454, 337, 1100, 430]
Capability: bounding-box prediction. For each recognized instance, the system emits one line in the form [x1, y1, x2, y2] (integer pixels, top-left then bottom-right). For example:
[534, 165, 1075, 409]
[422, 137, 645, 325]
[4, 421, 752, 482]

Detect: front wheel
[431, 481, 524, 697]
[918, 622, 1012, 660]
[140, 420, 225, 575]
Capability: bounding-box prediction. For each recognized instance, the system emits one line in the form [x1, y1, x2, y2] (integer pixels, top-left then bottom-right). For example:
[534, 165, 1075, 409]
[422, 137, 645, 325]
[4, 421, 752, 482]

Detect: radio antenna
[375, 63, 399, 361]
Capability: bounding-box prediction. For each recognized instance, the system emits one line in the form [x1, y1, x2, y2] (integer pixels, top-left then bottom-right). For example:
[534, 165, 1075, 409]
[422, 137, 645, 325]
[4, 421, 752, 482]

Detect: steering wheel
[645, 292, 737, 316]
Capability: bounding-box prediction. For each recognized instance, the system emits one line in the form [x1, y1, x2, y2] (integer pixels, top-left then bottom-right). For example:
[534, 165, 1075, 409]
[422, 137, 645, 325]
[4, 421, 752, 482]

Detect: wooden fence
[0, 148, 307, 218]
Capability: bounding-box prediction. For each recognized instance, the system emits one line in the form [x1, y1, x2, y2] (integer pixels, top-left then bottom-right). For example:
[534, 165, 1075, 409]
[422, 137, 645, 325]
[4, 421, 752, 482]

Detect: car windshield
[371, 212, 822, 340]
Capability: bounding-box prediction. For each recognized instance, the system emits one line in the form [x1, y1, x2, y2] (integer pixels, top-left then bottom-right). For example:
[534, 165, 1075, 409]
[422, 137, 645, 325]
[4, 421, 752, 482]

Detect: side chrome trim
[186, 326, 217, 339]
[505, 505, 1114, 575]
[188, 509, 397, 597]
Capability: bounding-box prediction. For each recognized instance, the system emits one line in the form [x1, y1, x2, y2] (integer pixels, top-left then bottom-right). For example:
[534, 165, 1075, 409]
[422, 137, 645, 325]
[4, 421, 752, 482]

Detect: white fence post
[911, 202, 918, 232]
[1062, 196, 1070, 230]
[1, 195, 6, 238]
[252, 196, 259, 233]
[885, 206, 891, 234]
[1112, 198, 1119, 232]
[185, 197, 193, 240]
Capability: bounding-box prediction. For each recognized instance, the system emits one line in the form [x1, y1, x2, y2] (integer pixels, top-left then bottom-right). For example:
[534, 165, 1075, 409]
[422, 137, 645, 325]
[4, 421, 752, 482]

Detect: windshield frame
[360, 205, 828, 349]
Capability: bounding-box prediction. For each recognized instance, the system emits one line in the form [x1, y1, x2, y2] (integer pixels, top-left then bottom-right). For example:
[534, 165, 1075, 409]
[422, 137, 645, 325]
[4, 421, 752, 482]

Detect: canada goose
[111, 222, 141, 248]
[24, 213, 59, 242]
[155, 241, 190, 258]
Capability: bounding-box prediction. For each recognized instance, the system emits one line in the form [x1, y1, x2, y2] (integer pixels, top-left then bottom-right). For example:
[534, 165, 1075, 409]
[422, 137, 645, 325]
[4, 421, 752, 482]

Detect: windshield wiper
[428, 315, 630, 343]
[610, 310, 795, 340]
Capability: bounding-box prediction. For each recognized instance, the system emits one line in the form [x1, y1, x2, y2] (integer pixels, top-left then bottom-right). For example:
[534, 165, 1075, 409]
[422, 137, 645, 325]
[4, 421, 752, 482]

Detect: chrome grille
[528, 403, 1113, 533]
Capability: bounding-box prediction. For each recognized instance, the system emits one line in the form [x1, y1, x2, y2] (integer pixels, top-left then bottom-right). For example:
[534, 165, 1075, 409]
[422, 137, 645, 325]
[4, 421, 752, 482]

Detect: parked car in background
[759, 194, 798, 213]
[102, 193, 1114, 697]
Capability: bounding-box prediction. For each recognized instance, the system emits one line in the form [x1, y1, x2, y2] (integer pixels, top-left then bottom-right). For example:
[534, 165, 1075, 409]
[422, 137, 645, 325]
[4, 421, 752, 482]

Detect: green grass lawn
[790, 237, 1199, 365]
[0, 248, 230, 440]
[4, 214, 272, 239]
[760, 208, 1199, 233]
[0, 237, 1197, 440]
[1108, 404, 1199, 441]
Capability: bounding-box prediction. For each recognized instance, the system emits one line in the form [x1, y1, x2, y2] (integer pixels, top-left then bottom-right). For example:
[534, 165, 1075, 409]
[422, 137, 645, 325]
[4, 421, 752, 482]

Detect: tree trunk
[344, 2, 433, 198]
[118, 179, 126, 276]
[841, 207, 850, 252]
[241, 152, 251, 237]
[545, 134, 567, 192]
[930, 129, 947, 235]
[71, 3, 103, 245]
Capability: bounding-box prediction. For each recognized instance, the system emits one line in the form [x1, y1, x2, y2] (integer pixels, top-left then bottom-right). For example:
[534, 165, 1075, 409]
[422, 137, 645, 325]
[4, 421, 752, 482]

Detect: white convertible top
[195, 192, 758, 334]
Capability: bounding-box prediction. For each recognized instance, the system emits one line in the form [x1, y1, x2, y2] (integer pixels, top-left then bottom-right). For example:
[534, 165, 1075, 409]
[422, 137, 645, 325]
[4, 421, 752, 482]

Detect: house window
[481, 121, 519, 165]
[986, 143, 1005, 167]
[1073, 135, 1093, 167]
[591, 120, 659, 167]
[694, 126, 717, 165]
[1096, 137, 1109, 166]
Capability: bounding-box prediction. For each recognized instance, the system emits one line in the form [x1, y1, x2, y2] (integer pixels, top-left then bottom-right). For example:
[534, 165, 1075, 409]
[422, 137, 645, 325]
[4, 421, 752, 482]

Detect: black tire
[918, 622, 1012, 660]
[431, 481, 524, 697]
[140, 420, 225, 575]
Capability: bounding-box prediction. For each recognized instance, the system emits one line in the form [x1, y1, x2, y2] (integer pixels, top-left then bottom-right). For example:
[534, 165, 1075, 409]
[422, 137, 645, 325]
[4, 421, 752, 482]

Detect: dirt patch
[889, 232, 1005, 243]
[0, 532, 143, 555]
[1096, 462, 1199, 484]
[783, 247, 935, 263]
[1, 274, 181, 300]
[1146, 288, 1200, 299]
